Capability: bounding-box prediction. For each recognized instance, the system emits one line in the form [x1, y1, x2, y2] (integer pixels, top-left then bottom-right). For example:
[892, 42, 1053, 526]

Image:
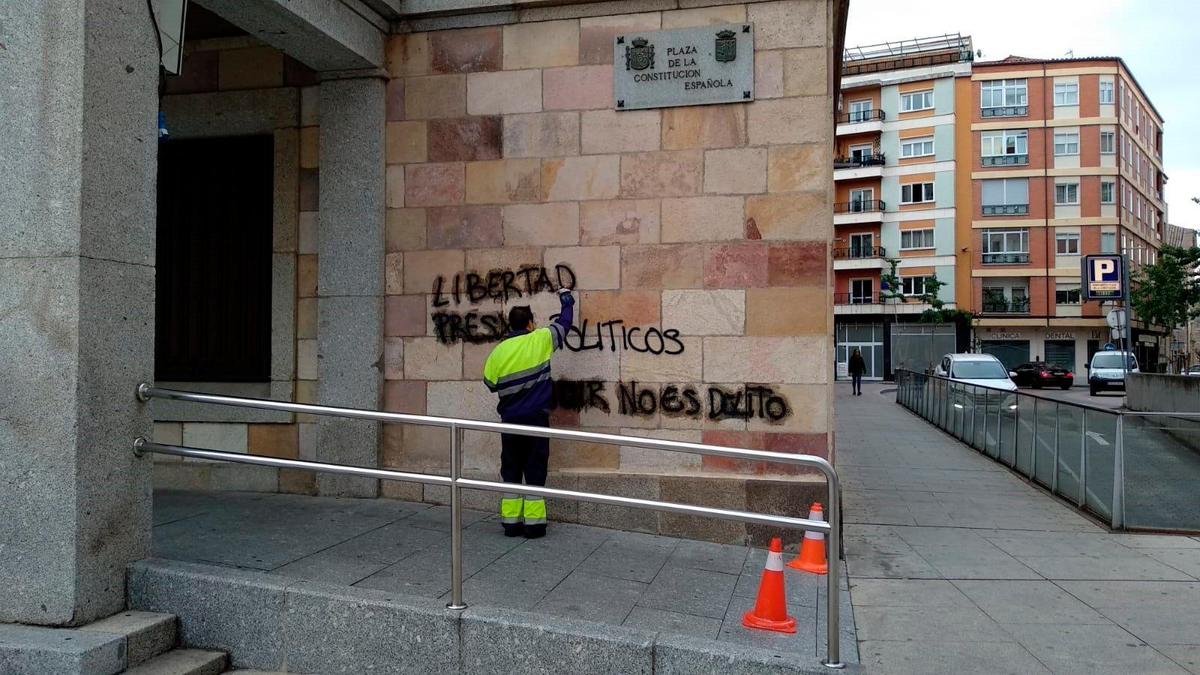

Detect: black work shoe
[523, 524, 546, 539]
[502, 523, 525, 537]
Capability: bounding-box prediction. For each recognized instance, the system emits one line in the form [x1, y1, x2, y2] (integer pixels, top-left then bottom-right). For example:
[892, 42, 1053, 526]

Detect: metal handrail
[133, 384, 844, 669]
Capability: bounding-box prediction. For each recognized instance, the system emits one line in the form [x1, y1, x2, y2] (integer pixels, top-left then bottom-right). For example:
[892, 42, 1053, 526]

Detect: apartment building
[961, 56, 1168, 374]
[833, 35, 973, 379]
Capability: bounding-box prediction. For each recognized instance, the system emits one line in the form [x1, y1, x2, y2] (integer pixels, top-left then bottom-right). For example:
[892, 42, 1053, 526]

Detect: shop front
[976, 325, 1109, 380]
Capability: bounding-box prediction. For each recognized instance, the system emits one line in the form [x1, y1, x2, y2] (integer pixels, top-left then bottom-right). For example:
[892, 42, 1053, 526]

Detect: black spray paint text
[553, 380, 791, 423]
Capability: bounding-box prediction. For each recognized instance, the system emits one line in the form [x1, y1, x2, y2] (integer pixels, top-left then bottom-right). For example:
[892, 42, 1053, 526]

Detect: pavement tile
[718, 593, 817, 657]
[914, 545, 1042, 580]
[953, 580, 1111, 625]
[1014, 553, 1195, 581]
[1001, 622, 1188, 675]
[574, 532, 676, 583]
[639, 566, 738, 619]
[857, 640, 1052, 675]
[1118, 536, 1200, 550]
[1093, 606, 1200, 647]
[854, 605, 1011, 643]
[532, 570, 647, 624]
[849, 579, 974, 607]
[664, 539, 750, 575]
[1159, 645, 1200, 674]
[1137, 548, 1200, 579]
[622, 606, 722, 641]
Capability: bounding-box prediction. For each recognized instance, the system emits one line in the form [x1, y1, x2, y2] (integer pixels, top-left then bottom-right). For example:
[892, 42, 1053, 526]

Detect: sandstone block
[503, 112, 580, 158]
[384, 337, 404, 379]
[503, 20, 580, 70]
[545, 246, 620, 290]
[748, 1, 826, 49]
[703, 336, 829, 383]
[552, 347, 620, 382]
[297, 254, 317, 297]
[503, 202, 580, 246]
[465, 246, 543, 274]
[462, 342, 492, 380]
[296, 339, 318, 380]
[578, 12, 661, 65]
[299, 126, 319, 169]
[431, 26, 502, 73]
[248, 424, 298, 459]
[385, 252, 404, 295]
[767, 241, 827, 286]
[466, 70, 543, 115]
[747, 96, 830, 146]
[427, 206, 503, 249]
[299, 211, 318, 254]
[581, 110, 660, 154]
[297, 298, 317, 339]
[661, 196, 745, 242]
[754, 50, 785, 99]
[580, 199, 660, 245]
[622, 243, 705, 289]
[704, 243, 769, 288]
[620, 150, 703, 198]
[299, 169, 319, 211]
[386, 209, 427, 251]
[386, 33, 431, 77]
[384, 380, 426, 414]
[386, 294, 429, 336]
[405, 74, 466, 119]
[746, 287, 828, 336]
[619, 429, 702, 473]
[218, 46, 283, 90]
[544, 65, 612, 110]
[386, 165, 405, 208]
[783, 47, 828, 96]
[746, 383, 829, 434]
[404, 249, 464, 295]
[465, 158, 542, 204]
[620, 336, 702, 382]
[580, 289, 660, 326]
[744, 191, 829, 240]
[581, 392, 659, 429]
[704, 148, 766, 194]
[767, 144, 826, 193]
[386, 121, 428, 165]
[427, 381, 498, 421]
[404, 338, 463, 380]
[153, 422, 182, 445]
[553, 434, 620, 471]
[662, 105, 746, 150]
[662, 289, 745, 336]
[386, 79, 404, 121]
[428, 117, 502, 162]
[542, 155, 620, 201]
[405, 163, 465, 207]
[661, 5, 746, 29]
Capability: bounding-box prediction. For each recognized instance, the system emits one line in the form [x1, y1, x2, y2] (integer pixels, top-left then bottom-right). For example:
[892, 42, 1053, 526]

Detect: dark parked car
[1011, 362, 1074, 389]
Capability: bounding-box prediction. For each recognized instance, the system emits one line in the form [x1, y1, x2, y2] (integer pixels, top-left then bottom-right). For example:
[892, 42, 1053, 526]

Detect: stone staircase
[0, 610, 226, 675]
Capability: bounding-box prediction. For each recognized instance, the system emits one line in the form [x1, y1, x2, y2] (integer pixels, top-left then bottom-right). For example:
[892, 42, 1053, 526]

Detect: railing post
[1031, 397, 1039, 478]
[447, 424, 467, 610]
[1052, 406, 1060, 492]
[823, 466, 844, 670]
[1112, 414, 1125, 529]
[1078, 411, 1088, 507]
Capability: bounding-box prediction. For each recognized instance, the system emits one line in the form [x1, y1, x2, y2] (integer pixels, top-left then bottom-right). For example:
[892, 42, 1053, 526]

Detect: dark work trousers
[500, 413, 550, 490]
[851, 373, 863, 395]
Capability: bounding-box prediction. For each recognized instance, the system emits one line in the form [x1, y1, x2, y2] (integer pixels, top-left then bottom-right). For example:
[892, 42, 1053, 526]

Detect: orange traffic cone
[788, 503, 829, 575]
[742, 537, 797, 634]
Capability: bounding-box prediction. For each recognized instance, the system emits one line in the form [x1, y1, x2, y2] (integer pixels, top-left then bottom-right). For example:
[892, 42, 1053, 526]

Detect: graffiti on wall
[553, 380, 791, 423]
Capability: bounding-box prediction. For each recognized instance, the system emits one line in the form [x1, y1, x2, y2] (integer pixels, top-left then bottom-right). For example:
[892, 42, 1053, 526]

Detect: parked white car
[934, 353, 1019, 392]
[1087, 350, 1139, 395]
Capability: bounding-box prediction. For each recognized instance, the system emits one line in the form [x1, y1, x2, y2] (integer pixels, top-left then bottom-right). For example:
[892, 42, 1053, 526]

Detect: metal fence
[133, 384, 846, 669]
[896, 370, 1200, 532]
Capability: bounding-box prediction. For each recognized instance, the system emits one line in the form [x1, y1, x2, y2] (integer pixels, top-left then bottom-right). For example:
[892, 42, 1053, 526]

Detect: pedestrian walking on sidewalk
[483, 289, 575, 539]
[848, 348, 866, 396]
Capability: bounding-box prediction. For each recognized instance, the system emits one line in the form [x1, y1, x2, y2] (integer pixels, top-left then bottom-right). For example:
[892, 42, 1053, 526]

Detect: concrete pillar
[317, 75, 386, 497]
[0, 0, 157, 625]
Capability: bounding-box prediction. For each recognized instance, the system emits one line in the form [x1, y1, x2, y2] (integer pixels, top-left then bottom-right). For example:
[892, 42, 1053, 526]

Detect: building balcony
[836, 110, 885, 136]
[981, 105, 1027, 118]
[834, 292, 882, 306]
[834, 200, 885, 225]
[980, 298, 1030, 314]
[981, 204, 1029, 216]
[981, 252, 1030, 265]
[981, 154, 1029, 167]
[833, 246, 887, 270]
[834, 154, 885, 180]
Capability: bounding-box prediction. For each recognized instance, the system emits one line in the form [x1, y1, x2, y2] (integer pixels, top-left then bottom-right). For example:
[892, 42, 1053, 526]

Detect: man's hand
[558, 288, 575, 307]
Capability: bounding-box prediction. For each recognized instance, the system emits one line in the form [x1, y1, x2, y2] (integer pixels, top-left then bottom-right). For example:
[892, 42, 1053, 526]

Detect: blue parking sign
[1083, 254, 1123, 301]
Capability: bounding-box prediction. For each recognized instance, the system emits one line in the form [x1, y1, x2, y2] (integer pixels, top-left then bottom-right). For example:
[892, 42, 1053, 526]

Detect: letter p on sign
[1093, 259, 1115, 278]
[1084, 254, 1122, 300]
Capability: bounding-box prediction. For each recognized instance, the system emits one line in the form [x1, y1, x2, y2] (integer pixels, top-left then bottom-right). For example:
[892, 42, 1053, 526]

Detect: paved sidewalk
[153, 489, 857, 665]
[839, 382, 1200, 674]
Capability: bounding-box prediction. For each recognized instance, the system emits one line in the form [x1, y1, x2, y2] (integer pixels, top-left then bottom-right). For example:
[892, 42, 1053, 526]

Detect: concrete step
[80, 610, 178, 667]
[0, 622, 126, 675]
[123, 648, 227, 675]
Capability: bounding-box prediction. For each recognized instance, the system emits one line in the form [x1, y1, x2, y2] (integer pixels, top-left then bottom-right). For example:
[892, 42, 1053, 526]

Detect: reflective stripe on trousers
[500, 493, 523, 524]
[522, 496, 547, 525]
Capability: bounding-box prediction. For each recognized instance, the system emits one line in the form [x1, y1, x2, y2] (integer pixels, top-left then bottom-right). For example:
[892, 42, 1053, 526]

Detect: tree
[880, 259, 972, 324]
[1130, 245, 1200, 330]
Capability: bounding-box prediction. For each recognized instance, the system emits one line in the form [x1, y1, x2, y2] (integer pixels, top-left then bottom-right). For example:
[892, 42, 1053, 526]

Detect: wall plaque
[613, 23, 754, 111]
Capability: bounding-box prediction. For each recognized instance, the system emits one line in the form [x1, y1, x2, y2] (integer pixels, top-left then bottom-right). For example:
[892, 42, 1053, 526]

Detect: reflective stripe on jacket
[483, 299, 572, 421]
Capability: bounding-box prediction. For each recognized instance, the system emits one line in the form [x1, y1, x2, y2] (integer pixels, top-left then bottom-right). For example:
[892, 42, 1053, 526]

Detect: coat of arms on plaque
[625, 37, 654, 71]
[715, 29, 737, 63]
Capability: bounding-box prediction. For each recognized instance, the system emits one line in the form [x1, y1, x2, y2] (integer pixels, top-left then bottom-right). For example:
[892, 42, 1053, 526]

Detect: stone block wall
[379, 0, 837, 505]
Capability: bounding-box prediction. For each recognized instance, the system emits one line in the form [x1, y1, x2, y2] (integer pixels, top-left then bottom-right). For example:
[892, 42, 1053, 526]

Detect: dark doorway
[156, 135, 274, 382]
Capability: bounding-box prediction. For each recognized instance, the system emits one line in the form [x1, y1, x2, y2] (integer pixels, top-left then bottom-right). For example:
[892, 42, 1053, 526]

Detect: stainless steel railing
[133, 383, 844, 669]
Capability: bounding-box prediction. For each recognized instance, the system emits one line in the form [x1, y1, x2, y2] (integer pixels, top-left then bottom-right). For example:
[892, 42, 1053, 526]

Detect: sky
[846, 0, 1200, 228]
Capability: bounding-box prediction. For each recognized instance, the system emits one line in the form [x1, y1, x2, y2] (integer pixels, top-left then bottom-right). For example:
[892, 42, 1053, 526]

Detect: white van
[1087, 350, 1139, 395]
